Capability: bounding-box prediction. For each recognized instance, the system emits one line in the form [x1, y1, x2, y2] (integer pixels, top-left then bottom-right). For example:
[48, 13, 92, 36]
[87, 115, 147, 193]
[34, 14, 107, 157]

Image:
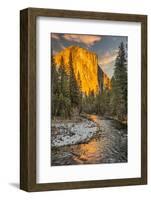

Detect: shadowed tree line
[51, 42, 127, 122]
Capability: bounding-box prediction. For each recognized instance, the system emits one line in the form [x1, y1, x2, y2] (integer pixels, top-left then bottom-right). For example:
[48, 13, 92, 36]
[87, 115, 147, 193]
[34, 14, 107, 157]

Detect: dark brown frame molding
[20, 7, 147, 192]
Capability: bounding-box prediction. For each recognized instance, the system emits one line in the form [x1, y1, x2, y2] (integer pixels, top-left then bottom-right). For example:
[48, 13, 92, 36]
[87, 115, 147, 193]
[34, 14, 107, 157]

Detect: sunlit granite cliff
[53, 46, 111, 95]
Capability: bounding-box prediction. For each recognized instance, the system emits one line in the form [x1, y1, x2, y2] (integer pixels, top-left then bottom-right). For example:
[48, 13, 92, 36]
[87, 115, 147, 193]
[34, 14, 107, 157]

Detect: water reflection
[72, 139, 105, 164]
[89, 115, 98, 123]
[86, 114, 102, 126]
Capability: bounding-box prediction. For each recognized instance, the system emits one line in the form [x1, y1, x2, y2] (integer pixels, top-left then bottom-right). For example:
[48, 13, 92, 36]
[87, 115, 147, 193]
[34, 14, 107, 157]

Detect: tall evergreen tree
[57, 57, 71, 117]
[51, 56, 59, 118]
[69, 52, 79, 107]
[111, 42, 127, 120]
[77, 71, 83, 114]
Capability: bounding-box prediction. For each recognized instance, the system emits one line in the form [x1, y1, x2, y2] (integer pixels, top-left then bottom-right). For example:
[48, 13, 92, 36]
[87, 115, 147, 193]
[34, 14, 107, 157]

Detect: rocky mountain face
[98, 65, 111, 94]
[53, 46, 111, 95]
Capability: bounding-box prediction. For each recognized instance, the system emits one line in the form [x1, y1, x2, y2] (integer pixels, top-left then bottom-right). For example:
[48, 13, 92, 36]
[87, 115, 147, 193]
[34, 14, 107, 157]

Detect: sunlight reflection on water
[71, 138, 106, 164]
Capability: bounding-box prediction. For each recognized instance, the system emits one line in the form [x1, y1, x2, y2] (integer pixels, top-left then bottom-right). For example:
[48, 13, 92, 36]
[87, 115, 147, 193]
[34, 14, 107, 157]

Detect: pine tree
[77, 71, 83, 114]
[110, 77, 117, 115]
[57, 57, 71, 118]
[111, 42, 127, 120]
[69, 52, 79, 108]
[51, 56, 59, 118]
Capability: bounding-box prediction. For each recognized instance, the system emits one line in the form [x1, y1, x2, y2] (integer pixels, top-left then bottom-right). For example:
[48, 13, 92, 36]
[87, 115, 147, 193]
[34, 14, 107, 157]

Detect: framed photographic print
[20, 8, 147, 191]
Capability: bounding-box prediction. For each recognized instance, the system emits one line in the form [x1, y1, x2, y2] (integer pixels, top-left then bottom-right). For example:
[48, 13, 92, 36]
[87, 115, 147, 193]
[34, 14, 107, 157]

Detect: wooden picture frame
[20, 7, 147, 192]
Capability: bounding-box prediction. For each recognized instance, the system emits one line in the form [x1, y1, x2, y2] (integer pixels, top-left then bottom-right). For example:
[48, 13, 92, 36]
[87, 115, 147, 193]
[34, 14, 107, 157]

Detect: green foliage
[69, 52, 80, 107]
[77, 72, 83, 114]
[93, 89, 110, 115]
[82, 91, 96, 114]
[51, 57, 59, 117]
[51, 53, 82, 119]
[51, 56, 71, 118]
[110, 42, 127, 121]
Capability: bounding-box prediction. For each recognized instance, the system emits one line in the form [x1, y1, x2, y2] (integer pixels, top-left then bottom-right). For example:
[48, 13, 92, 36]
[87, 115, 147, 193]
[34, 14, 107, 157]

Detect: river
[51, 115, 127, 166]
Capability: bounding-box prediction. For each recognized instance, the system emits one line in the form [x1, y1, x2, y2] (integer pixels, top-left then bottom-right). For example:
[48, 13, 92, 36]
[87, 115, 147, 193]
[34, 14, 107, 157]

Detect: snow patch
[51, 119, 98, 147]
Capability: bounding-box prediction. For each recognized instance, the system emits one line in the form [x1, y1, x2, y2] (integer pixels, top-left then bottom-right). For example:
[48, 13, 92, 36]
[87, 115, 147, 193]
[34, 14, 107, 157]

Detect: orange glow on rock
[53, 46, 111, 94]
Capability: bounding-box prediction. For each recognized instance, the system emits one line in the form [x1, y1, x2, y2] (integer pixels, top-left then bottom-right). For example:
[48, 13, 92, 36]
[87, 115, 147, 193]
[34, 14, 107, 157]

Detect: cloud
[99, 50, 118, 66]
[63, 34, 101, 46]
[51, 33, 60, 40]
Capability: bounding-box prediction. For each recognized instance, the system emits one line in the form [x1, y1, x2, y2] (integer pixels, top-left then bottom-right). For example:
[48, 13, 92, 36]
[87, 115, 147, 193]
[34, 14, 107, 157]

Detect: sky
[51, 33, 127, 78]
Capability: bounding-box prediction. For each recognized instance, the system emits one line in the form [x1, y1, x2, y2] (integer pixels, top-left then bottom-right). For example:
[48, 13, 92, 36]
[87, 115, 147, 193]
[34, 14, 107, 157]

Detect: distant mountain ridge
[53, 45, 111, 95]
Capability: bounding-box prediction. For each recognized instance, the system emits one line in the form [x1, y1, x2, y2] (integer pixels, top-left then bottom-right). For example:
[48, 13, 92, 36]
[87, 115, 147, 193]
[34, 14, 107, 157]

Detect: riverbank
[51, 116, 99, 147]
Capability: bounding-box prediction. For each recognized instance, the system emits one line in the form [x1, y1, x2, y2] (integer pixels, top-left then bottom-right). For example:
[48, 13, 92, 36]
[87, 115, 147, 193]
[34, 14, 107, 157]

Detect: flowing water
[51, 115, 127, 166]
